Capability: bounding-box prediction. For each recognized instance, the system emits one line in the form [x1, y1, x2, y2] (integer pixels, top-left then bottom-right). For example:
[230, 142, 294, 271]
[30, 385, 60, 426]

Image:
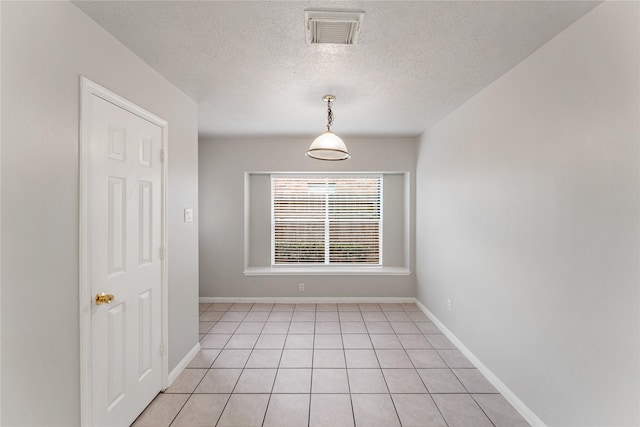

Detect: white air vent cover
[305, 9, 365, 45]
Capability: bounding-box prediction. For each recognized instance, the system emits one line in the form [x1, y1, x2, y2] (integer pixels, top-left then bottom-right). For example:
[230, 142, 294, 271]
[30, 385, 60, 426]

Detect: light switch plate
[184, 208, 193, 223]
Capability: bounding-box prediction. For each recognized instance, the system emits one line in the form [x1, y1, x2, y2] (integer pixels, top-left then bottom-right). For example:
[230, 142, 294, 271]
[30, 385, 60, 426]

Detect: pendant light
[306, 95, 350, 161]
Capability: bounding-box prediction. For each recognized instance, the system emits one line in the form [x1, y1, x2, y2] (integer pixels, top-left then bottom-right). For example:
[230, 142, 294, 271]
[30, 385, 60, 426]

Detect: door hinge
[160, 342, 167, 356]
[159, 246, 165, 260]
[160, 149, 166, 163]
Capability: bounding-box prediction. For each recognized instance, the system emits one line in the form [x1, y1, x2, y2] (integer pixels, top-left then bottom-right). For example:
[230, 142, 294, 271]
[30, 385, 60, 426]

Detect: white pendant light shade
[306, 131, 350, 160]
[306, 95, 350, 161]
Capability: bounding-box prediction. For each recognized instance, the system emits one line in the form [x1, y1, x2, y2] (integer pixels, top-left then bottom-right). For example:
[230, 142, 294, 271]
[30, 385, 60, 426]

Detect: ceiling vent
[305, 9, 365, 45]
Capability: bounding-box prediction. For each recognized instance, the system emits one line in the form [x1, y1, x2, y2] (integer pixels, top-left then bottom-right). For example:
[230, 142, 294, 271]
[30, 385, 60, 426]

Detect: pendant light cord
[326, 100, 334, 131]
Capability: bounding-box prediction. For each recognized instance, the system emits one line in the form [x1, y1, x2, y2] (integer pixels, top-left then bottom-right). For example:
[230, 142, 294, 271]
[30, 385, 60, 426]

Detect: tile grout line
[170, 304, 225, 426]
[338, 305, 356, 427]
[469, 393, 499, 427]
[211, 304, 244, 427]
[171, 303, 230, 427]
[387, 305, 427, 426]
[162, 304, 218, 427]
[188, 302, 504, 427]
[377, 304, 406, 426]
[307, 306, 317, 427]
[166, 387, 197, 426]
[395, 305, 450, 427]
[214, 303, 261, 427]
[336, 304, 358, 427]
[260, 303, 288, 427]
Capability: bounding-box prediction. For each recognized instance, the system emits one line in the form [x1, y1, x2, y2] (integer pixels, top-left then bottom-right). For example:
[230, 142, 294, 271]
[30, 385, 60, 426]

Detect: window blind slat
[272, 175, 382, 265]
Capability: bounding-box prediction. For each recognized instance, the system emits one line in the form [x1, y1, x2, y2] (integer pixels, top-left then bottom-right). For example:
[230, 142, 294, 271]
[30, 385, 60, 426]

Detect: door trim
[79, 76, 169, 426]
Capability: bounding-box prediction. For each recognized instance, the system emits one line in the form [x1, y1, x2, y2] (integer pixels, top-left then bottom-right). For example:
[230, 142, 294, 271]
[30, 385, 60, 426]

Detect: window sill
[243, 266, 411, 276]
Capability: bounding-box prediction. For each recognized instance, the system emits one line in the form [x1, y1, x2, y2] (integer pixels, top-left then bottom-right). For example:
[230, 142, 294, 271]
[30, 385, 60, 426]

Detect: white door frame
[78, 76, 168, 426]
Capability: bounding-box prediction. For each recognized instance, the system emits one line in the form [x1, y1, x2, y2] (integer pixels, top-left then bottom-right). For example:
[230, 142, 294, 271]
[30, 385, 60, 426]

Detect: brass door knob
[95, 292, 115, 305]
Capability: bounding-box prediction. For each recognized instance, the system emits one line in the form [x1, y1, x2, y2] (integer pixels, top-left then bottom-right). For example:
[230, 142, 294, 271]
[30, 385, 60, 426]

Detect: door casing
[78, 76, 168, 426]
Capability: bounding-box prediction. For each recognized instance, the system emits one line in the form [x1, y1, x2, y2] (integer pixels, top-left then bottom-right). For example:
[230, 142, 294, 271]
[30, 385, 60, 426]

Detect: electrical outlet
[447, 299, 452, 311]
[184, 208, 193, 223]
[299, 283, 305, 292]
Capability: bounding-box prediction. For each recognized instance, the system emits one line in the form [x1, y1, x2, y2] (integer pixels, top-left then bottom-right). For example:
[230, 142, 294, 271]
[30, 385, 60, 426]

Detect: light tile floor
[132, 302, 530, 427]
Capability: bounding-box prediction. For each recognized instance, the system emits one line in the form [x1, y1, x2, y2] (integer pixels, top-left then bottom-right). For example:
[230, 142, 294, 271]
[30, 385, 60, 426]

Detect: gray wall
[415, 2, 639, 426]
[199, 137, 416, 298]
[1, 2, 199, 425]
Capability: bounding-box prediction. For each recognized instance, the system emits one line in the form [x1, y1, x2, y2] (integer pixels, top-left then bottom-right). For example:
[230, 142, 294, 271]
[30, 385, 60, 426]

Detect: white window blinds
[272, 175, 382, 265]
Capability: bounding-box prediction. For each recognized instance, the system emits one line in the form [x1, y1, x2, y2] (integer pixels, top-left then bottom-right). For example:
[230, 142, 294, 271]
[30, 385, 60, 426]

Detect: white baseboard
[199, 296, 416, 304]
[413, 299, 546, 427]
[167, 342, 201, 388]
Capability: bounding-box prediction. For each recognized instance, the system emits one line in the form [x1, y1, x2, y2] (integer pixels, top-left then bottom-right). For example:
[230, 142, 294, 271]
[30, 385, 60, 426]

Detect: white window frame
[270, 173, 383, 268]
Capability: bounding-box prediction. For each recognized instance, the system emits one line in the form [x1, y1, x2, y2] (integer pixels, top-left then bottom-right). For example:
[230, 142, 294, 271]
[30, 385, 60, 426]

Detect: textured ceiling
[73, 1, 599, 138]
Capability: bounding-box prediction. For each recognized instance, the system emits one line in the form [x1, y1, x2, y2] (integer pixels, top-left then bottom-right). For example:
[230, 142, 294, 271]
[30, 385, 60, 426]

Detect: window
[271, 175, 382, 266]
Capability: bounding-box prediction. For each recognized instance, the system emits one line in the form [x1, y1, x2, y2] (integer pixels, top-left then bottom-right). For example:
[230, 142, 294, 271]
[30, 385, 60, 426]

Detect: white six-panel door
[83, 84, 165, 426]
